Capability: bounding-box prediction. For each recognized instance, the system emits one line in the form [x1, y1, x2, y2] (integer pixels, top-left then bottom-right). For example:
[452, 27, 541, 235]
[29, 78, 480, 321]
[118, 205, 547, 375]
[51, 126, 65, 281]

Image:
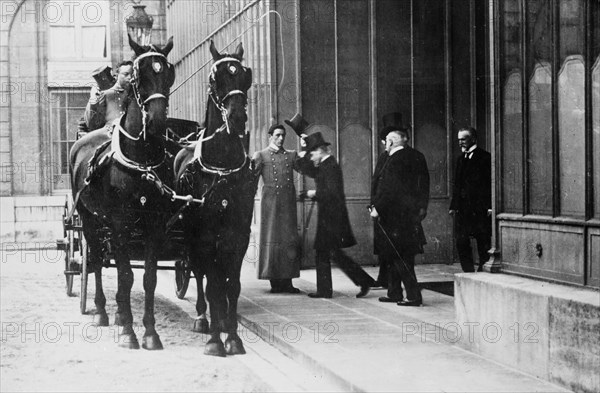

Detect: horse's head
[128, 35, 175, 137]
[208, 41, 252, 137]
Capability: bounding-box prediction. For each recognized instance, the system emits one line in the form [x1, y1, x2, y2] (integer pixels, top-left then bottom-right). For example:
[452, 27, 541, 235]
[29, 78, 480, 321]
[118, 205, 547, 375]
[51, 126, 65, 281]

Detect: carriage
[56, 36, 256, 355]
[56, 117, 198, 315]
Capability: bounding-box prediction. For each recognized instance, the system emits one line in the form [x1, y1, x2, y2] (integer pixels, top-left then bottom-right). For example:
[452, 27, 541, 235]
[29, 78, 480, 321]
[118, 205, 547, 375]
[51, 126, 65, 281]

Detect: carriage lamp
[126, 2, 154, 46]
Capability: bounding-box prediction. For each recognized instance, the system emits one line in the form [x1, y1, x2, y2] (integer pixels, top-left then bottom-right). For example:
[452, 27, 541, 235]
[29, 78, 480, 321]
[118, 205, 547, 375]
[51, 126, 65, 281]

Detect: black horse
[174, 41, 257, 356]
[69, 35, 175, 350]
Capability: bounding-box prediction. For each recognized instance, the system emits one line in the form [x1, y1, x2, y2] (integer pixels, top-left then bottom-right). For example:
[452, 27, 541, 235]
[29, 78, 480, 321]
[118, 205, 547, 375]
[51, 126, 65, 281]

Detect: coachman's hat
[379, 112, 403, 141]
[91, 65, 116, 91]
[285, 113, 311, 136]
[303, 132, 331, 152]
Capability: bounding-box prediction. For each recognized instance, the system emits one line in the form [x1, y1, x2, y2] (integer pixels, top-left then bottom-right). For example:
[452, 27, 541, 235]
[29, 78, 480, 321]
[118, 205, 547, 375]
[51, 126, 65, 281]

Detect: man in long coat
[252, 124, 301, 293]
[371, 112, 404, 288]
[449, 127, 492, 272]
[296, 130, 375, 299]
[371, 126, 429, 306]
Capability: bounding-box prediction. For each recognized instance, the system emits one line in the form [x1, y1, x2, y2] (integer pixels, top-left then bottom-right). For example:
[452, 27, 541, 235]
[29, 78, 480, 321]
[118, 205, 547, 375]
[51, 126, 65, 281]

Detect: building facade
[0, 0, 167, 243]
[1, 0, 598, 390]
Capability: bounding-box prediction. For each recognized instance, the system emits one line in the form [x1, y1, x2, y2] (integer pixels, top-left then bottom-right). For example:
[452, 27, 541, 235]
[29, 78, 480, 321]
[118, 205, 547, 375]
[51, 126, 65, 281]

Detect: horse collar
[110, 118, 166, 171]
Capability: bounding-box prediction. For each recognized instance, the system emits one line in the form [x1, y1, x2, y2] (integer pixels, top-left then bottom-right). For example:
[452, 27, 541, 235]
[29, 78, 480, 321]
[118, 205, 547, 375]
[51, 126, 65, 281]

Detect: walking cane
[302, 197, 315, 247]
[368, 206, 418, 282]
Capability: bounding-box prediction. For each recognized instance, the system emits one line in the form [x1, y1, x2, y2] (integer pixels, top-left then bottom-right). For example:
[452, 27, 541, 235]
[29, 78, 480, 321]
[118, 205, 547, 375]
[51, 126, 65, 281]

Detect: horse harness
[67, 119, 203, 227]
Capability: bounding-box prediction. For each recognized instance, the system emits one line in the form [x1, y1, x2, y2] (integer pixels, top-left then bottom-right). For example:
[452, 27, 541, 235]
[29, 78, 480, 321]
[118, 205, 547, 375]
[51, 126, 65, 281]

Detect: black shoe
[397, 300, 422, 307]
[282, 286, 301, 294]
[378, 296, 402, 303]
[270, 287, 284, 293]
[308, 292, 332, 299]
[356, 286, 370, 298]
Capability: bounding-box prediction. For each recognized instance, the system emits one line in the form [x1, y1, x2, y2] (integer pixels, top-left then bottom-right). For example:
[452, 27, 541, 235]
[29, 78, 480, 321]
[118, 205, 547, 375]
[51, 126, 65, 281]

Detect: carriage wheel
[65, 229, 75, 296]
[62, 195, 75, 297]
[174, 258, 191, 299]
[79, 234, 89, 314]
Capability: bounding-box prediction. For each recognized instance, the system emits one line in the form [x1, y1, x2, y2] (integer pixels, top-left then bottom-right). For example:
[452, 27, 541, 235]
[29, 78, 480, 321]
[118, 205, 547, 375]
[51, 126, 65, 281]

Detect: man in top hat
[294, 123, 376, 298]
[371, 112, 404, 289]
[370, 125, 429, 306]
[84, 60, 133, 132]
[252, 124, 302, 293]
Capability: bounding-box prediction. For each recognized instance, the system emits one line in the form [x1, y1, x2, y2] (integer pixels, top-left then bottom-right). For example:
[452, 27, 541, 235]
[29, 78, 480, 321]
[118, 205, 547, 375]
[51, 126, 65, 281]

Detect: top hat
[379, 112, 403, 141]
[91, 65, 116, 91]
[285, 113, 311, 136]
[303, 132, 331, 152]
[268, 123, 285, 135]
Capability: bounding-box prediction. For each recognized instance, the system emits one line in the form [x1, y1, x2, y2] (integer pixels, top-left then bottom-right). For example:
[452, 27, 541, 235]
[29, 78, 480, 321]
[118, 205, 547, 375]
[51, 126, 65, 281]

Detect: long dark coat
[252, 147, 301, 279]
[371, 151, 388, 255]
[297, 155, 356, 251]
[449, 146, 491, 234]
[372, 146, 429, 255]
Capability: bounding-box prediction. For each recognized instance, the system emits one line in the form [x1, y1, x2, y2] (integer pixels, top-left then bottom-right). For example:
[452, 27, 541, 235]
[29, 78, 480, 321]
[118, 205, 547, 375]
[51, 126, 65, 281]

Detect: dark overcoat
[371, 151, 388, 255]
[449, 147, 491, 233]
[297, 155, 356, 251]
[252, 147, 301, 279]
[372, 146, 429, 255]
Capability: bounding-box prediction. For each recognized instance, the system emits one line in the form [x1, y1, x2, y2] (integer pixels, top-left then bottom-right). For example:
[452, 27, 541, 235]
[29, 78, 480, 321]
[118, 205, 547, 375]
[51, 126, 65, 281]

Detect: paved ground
[226, 261, 571, 392]
[1, 246, 572, 392]
[0, 249, 331, 392]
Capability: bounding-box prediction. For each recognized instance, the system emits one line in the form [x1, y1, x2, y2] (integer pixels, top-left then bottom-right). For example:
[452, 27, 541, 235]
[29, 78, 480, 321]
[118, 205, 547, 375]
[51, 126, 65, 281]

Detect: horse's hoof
[118, 333, 140, 350]
[114, 313, 124, 326]
[142, 334, 164, 351]
[225, 336, 246, 355]
[204, 339, 226, 357]
[192, 318, 210, 334]
[94, 311, 109, 327]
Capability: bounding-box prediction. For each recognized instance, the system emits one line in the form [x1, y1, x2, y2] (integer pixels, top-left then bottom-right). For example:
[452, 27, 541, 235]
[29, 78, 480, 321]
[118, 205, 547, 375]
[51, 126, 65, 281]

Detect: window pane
[593, 0, 600, 219]
[49, 89, 89, 190]
[413, 0, 447, 197]
[49, 26, 75, 58]
[82, 26, 107, 58]
[557, 0, 585, 217]
[501, 0, 523, 213]
[558, 57, 585, 216]
[527, 0, 554, 215]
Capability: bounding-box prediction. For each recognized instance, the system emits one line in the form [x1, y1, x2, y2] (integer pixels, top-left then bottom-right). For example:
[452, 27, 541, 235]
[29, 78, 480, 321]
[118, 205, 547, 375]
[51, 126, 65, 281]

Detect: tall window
[499, 0, 598, 220]
[48, 0, 110, 60]
[49, 89, 89, 190]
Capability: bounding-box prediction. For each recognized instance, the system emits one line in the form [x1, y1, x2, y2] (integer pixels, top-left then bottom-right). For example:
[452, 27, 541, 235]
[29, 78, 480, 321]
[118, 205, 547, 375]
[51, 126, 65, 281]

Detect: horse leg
[113, 241, 139, 349]
[224, 249, 246, 355]
[92, 263, 108, 326]
[192, 268, 209, 334]
[204, 246, 227, 357]
[141, 238, 163, 350]
[81, 216, 108, 326]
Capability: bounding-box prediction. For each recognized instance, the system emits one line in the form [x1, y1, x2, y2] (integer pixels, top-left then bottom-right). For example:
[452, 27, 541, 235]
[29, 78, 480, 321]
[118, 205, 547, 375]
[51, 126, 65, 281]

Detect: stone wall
[455, 273, 600, 393]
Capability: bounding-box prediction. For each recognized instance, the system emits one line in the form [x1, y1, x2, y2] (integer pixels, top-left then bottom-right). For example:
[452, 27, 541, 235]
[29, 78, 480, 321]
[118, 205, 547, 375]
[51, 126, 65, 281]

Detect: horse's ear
[161, 36, 174, 57]
[209, 40, 221, 60]
[234, 42, 244, 59]
[128, 34, 145, 56]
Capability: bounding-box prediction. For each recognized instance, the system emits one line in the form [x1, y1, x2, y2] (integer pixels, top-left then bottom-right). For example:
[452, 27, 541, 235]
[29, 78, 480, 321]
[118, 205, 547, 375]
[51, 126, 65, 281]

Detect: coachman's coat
[252, 147, 301, 279]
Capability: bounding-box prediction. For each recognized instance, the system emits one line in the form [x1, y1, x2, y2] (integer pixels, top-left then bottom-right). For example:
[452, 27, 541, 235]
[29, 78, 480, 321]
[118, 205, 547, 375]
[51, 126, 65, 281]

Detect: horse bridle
[129, 50, 172, 140]
[193, 57, 250, 176]
[208, 57, 248, 137]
